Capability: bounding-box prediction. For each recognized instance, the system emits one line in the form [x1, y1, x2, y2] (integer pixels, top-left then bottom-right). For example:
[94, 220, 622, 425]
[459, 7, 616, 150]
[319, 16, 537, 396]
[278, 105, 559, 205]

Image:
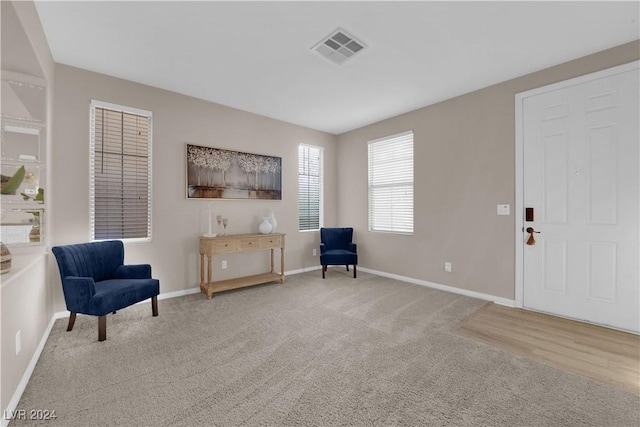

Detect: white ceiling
[34, 1, 639, 135]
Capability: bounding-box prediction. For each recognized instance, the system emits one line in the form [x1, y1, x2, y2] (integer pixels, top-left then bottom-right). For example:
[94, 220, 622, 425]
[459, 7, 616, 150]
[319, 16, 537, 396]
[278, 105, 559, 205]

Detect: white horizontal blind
[90, 101, 152, 241]
[298, 144, 323, 231]
[368, 130, 414, 234]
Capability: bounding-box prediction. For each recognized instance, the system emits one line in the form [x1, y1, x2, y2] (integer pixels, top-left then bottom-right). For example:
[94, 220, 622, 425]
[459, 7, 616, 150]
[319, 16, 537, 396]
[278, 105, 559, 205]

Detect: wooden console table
[199, 233, 285, 298]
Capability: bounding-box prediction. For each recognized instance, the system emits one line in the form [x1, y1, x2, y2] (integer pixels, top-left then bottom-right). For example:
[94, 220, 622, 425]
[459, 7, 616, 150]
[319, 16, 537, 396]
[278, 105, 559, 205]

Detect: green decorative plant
[1, 166, 25, 195]
[22, 187, 44, 203]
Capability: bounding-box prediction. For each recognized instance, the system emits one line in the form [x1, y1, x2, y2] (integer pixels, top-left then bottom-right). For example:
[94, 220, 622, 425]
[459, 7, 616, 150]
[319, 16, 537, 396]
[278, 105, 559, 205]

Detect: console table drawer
[239, 237, 260, 251]
[259, 235, 282, 249]
[212, 240, 238, 254]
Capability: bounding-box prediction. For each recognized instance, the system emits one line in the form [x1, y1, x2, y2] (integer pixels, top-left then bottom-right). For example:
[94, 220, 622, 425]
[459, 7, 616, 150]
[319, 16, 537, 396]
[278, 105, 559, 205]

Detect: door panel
[586, 242, 616, 302]
[543, 240, 567, 294]
[523, 65, 639, 333]
[542, 133, 568, 224]
[587, 125, 617, 224]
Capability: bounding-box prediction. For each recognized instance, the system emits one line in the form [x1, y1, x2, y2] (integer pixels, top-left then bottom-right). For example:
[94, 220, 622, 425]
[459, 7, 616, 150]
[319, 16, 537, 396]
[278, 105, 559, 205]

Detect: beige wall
[51, 64, 338, 312]
[1, 0, 55, 417]
[336, 40, 639, 300]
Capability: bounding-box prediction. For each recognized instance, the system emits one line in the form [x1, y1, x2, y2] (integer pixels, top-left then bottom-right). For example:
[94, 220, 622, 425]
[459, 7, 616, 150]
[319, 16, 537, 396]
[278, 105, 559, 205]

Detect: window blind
[298, 144, 323, 231]
[90, 101, 152, 241]
[368, 130, 414, 234]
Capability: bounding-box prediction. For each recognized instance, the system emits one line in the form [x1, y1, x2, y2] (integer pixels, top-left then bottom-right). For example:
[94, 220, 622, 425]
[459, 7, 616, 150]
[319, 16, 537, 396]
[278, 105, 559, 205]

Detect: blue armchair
[320, 227, 358, 279]
[52, 240, 159, 342]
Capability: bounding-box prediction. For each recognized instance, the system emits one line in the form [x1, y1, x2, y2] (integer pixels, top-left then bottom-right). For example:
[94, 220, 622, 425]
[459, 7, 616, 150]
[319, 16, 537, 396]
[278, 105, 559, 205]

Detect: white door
[522, 63, 639, 333]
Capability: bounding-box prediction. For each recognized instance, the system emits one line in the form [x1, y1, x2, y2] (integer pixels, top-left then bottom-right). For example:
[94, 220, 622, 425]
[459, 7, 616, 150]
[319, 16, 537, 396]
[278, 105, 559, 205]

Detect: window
[298, 144, 323, 231]
[368, 130, 414, 234]
[90, 101, 152, 241]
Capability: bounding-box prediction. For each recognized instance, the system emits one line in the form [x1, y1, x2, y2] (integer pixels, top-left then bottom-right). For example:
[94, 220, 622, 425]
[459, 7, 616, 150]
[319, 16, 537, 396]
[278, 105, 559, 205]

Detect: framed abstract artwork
[186, 144, 282, 200]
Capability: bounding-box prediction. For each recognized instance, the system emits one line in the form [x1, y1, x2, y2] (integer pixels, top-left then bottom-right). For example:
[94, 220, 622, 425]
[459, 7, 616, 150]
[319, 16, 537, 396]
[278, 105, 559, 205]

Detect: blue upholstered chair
[320, 227, 358, 279]
[52, 240, 159, 342]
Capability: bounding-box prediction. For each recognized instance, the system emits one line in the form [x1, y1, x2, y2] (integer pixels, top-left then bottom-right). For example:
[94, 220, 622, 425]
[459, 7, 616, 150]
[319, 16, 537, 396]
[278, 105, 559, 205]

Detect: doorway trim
[514, 60, 639, 309]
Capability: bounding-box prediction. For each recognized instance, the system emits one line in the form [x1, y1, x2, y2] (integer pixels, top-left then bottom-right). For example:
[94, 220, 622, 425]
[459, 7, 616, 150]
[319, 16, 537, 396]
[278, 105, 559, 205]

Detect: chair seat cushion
[321, 249, 357, 265]
[88, 279, 160, 316]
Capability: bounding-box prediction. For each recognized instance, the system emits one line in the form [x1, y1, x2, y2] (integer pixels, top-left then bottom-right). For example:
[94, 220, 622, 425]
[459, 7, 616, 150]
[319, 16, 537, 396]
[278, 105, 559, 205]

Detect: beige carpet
[10, 271, 640, 426]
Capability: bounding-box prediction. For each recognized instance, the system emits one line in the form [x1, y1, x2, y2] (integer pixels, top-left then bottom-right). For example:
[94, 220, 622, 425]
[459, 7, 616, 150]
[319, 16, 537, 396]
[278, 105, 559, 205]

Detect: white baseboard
[157, 287, 200, 300]
[2, 316, 57, 427]
[357, 267, 516, 307]
[53, 310, 69, 320]
[285, 265, 321, 275]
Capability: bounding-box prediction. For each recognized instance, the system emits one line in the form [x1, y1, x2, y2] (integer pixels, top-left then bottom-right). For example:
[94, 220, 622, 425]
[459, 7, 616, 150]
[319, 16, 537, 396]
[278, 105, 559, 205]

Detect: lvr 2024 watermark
[3, 409, 57, 421]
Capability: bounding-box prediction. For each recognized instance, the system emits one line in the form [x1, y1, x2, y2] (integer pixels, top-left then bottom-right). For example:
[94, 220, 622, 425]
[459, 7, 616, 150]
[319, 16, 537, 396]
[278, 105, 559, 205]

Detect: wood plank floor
[455, 303, 640, 395]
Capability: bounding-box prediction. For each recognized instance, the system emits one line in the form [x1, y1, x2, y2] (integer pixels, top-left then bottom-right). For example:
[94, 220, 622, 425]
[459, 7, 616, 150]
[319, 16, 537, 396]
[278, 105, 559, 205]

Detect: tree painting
[186, 144, 281, 200]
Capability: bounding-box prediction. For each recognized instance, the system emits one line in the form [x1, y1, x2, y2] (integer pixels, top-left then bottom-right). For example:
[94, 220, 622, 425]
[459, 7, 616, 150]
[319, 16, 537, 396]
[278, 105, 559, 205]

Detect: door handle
[525, 227, 541, 246]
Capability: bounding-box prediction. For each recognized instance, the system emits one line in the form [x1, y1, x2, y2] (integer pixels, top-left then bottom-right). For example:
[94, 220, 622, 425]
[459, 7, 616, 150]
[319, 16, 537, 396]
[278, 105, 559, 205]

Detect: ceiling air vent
[312, 28, 367, 65]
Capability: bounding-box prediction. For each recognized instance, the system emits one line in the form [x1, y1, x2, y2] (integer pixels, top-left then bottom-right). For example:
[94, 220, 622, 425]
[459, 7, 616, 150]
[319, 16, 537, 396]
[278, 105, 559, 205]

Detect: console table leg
[270, 248, 275, 273]
[280, 247, 285, 283]
[207, 254, 212, 286]
[200, 254, 205, 291]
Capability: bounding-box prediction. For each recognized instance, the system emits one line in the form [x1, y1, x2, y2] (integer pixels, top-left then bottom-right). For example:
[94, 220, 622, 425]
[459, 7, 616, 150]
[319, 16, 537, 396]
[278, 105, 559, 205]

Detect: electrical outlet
[16, 330, 21, 355]
[221, 260, 227, 269]
[312, 248, 317, 256]
[444, 262, 452, 273]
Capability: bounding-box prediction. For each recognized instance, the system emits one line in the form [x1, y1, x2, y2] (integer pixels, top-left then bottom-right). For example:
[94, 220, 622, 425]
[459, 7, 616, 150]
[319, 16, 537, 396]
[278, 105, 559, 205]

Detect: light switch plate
[497, 204, 510, 215]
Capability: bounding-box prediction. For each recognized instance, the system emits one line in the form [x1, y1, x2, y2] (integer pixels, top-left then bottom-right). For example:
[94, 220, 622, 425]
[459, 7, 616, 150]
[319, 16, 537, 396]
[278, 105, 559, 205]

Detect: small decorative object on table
[1, 242, 12, 274]
[216, 215, 223, 235]
[268, 210, 277, 233]
[259, 217, 273, 234]
[203, 202, 216, 237]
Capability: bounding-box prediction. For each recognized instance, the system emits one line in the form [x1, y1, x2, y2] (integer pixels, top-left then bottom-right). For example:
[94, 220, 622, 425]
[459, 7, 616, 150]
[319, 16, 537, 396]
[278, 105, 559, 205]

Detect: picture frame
[186, 144, 282, 200]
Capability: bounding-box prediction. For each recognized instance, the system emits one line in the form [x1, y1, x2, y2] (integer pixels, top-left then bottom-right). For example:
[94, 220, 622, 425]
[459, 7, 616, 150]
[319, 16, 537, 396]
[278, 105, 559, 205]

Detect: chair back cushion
[321, 228, 354, 250]
[52, 241, 125, 282]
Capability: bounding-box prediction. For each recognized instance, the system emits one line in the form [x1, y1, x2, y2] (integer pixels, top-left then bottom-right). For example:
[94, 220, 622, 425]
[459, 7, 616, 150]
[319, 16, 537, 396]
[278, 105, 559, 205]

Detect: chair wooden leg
[346, 265, 349, 271]
[322, 265, 326, 279]
[67, 312, 77, 331]
[353, 265, 357, 278]
[98, 316, 106, 342]
[151, 296, 158, 317]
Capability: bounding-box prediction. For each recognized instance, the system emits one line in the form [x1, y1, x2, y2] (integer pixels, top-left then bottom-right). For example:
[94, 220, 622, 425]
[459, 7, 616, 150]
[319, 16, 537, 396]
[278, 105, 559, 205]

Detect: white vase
[259, 217, 272, 234]
[268, 211, 277, 233]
